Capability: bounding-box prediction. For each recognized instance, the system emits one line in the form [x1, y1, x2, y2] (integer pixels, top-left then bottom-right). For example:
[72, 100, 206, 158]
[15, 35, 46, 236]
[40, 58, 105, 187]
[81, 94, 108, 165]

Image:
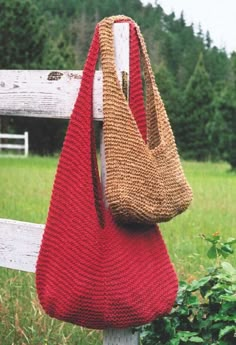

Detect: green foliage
[0, 0, 46, 68]
[140, 234, 236, 345]
[205, 48, 230, 85]
[213, 83, 236, 169]
[155, 63, 182, 135]
[1, 0, 236, 162]
[179, 53, 214, 160]
[231, 53, 236, 82]
[42, 34, 76, 70]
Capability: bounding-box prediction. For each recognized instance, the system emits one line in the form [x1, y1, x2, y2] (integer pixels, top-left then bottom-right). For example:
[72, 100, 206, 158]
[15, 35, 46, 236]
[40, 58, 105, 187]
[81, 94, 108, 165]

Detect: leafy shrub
[139, 234, 236, 345]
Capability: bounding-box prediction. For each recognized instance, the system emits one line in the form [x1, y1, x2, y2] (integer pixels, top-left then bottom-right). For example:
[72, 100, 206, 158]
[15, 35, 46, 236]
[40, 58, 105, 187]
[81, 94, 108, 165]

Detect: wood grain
[0, 218, 43, 272]
[0, 70, 103, 120]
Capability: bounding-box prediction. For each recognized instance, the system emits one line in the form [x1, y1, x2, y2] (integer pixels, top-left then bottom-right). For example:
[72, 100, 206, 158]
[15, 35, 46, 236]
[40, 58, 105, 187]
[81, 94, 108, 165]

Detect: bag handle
[99, 15, 167, 151]
[71, 19, 148, 225]
[72, 24, 100, 125]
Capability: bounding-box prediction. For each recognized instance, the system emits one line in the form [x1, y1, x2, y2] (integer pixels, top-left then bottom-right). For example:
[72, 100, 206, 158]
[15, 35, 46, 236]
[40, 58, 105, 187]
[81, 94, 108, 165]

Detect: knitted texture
[100, 16, 193, 225]
[36, 20, 178, 329]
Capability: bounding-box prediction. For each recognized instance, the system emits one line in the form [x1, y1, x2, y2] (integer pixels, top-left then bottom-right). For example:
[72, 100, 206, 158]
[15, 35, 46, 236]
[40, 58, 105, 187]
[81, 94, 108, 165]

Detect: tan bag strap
[99, 15, 167, 150]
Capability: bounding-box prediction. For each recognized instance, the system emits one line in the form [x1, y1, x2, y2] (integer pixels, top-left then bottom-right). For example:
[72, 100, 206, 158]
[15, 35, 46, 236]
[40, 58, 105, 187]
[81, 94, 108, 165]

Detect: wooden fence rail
[0, 70, 103, 120]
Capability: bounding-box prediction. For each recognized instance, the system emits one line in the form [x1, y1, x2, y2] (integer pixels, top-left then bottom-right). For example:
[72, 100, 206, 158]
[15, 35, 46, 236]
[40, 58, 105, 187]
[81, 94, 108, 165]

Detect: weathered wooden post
[102, 23, 139, 345]
[0, 22, 139, 345]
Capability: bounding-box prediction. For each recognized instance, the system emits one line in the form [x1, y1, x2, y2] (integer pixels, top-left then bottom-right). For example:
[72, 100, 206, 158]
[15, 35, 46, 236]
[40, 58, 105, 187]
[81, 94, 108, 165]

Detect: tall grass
[162, 161, 236, 276]
[0, 157, 235, 344]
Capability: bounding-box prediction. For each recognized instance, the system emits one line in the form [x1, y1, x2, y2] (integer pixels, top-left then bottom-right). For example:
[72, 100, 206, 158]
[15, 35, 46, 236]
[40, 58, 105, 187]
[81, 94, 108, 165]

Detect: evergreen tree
[0, 0, 232, 157]
[204, 47, 230, 85]
[205, 31, 212, 49]
[42, 34, 76, 69]
[0, 0, 46, 68]
[155, 64, 182, 140]
[215, 83, 236, 169]
[231, 52, 236, 84]
[0, 0, 47, 138]
[179, 53, 214, 160]
[209, 53, 236, 167]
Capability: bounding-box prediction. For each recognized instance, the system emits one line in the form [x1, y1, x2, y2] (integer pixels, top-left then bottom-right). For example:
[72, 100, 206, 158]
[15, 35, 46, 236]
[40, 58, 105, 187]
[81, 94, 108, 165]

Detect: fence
[0, 131, 29, 157]
[0, 23, 139, 345]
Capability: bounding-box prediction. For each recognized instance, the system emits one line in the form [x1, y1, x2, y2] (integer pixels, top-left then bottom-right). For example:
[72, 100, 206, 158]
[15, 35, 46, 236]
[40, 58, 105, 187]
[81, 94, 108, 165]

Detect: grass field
[0, 156, 235, 344]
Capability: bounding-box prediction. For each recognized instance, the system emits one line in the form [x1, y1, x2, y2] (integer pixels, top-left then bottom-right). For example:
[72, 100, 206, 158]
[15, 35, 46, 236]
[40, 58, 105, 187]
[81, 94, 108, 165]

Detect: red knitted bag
[36, 20, 178, 329]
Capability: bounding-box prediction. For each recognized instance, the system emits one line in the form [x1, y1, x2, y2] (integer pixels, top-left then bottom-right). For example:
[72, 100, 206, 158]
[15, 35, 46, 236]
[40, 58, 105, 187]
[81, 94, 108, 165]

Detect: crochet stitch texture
[36, 18, 178, 329]
[101, 16, 193, 225]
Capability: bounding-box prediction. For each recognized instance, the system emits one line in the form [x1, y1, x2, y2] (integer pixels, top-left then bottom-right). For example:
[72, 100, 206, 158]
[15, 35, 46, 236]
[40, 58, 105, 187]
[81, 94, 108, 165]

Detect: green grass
[0, 156, 57, 223]
[161, 161, 236, 277]
[0, 156, 235, 344]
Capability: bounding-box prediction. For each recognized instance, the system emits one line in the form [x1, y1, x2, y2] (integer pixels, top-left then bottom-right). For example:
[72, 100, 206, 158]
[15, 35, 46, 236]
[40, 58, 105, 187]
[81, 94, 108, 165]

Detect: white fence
[0, 131, 29, 157]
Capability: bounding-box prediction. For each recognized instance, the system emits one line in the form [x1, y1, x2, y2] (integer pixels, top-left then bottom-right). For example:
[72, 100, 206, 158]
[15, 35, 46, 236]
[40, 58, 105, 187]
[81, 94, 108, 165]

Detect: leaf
[214, 315, 236, 322]
[179, 280, 188, 287]
[219, 249, 229, 258]
[225, 238, 236, 245]
[189, 336, 204, 343]
[204, 289, 213, 299]
[170, 339, 180, 345]
[177, 331, 198, 341]
[187, 295, 199, 306]
[211, 322, 226, 330]
[220, 294, 236, 302]
[207, 245, 218, 259]
[220, 301, 236, 314]
[188, 276, 211, 291]
[178, 306, 189, 316]
[212, 282, 224, 290]
[221, 244, 234, 254]
[219, 325, 236, 339]
[221, 262, 236, 274]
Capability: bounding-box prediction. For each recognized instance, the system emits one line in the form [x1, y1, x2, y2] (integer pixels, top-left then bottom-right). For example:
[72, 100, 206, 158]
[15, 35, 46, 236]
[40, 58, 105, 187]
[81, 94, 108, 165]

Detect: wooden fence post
[24, 131, 29, 157]
[101, 23, 139, 345]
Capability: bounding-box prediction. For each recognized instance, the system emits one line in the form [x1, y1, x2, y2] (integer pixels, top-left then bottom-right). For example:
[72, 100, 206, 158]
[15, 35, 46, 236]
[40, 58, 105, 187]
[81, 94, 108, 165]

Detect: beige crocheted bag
[99, 16, 193, 224]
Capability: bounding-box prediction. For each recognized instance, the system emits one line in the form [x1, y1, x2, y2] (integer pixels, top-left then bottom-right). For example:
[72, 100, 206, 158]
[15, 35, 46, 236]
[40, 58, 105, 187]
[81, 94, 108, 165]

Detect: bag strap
[99, 15, 167, 150]
[70, 19, 148, 225]
[129, 21, 147, 142]
[72, 25, 100, 125]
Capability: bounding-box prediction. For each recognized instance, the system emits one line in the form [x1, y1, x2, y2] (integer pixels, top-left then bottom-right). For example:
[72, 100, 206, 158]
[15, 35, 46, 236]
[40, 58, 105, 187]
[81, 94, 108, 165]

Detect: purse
[100, 16, 193, 225]
[36, 19, 178, 329]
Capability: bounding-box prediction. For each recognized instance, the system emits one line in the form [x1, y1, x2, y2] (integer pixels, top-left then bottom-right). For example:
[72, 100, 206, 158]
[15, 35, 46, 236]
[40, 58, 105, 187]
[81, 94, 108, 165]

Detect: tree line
[0, 0, 235, 168]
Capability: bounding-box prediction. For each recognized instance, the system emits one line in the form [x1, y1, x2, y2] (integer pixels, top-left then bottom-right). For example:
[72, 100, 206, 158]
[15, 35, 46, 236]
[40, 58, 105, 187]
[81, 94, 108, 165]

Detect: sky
[141, 0, 236, 53]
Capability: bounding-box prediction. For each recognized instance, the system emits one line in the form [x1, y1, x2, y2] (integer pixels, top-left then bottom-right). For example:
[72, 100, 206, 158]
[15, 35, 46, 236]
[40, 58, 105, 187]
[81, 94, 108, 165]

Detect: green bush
[139, 234, 236, 345]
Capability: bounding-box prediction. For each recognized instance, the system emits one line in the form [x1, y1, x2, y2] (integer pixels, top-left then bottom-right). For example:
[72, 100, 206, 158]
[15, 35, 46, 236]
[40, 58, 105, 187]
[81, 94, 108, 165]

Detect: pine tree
[155, 64, 182, 142]
[205, 31, 212, 49]
[231, 52, 236, 84]
[179, 53, 214, 160]
[0, 0, 232, 156]
[0, 0, 46, 68]
[215, 83, 236, 169]
[42, 34, 76, 69]
[0, 0, 47, 139]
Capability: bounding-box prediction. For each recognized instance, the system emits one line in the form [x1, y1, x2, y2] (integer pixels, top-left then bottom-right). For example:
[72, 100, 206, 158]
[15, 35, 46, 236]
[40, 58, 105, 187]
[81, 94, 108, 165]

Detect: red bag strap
[56, 20, 147, 227]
